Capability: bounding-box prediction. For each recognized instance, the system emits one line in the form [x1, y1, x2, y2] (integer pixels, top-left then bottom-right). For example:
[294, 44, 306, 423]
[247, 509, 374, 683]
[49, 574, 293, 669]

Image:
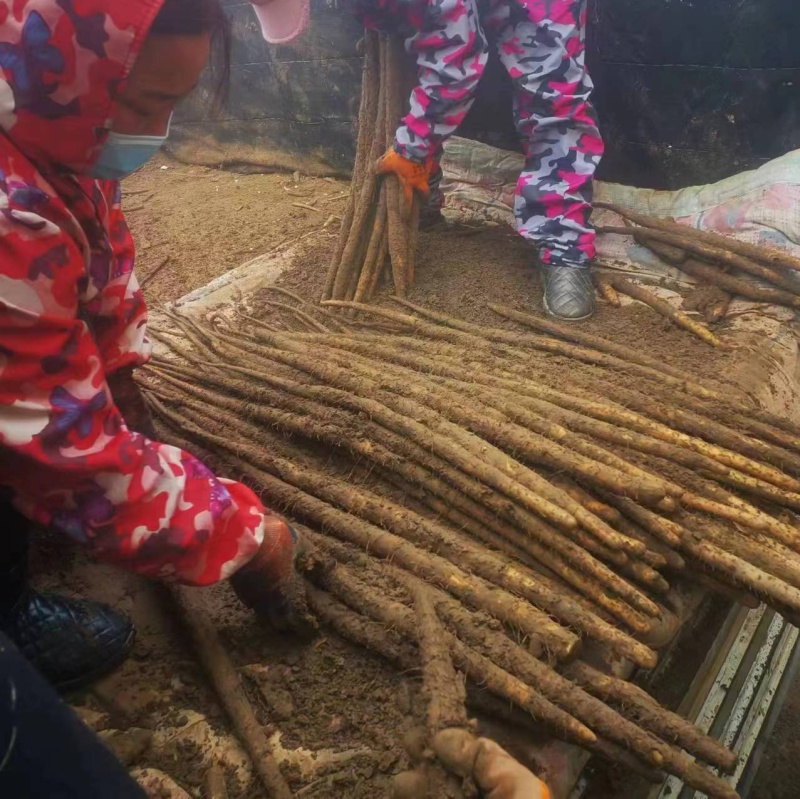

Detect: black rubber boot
[0, 503, 135, 693]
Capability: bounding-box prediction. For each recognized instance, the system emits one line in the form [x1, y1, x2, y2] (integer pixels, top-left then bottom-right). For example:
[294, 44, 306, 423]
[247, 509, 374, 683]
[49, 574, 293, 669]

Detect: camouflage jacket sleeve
[393, 0, 489, 163]
[0, 179, 267, 587]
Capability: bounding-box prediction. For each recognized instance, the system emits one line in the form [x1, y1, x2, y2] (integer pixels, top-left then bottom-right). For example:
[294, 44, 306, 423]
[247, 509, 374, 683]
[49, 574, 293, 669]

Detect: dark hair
[149, 0, 232, 108]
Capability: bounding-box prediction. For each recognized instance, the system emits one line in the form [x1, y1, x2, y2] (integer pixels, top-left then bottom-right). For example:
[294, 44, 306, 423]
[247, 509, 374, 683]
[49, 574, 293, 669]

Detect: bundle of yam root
[597, 204, 800, 348]
[142, 292, 800, 799]
[323, 31, 420, 304]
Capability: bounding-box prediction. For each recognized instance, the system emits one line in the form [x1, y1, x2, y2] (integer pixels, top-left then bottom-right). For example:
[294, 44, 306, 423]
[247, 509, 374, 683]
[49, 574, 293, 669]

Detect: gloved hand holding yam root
[230, 519, 313, 634]
[394, 730, 550, 799]
[434, 731, 551, 799]
[376, 146, 434, 209]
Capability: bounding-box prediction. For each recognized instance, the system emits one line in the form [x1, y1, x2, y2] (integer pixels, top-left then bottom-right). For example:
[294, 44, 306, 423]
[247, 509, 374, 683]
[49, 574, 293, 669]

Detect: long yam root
[385, 175, 409, 296]
[594, 275, 621, 307]
[305, 580, 560, 733]
[484, 303, 726, 402]
[564, 662, 737, 773]
[638, 234, 800, 309]
[608, 276, 725, 349]
[172, 589, 292, 799]
[484, 300, 800, 439]
[310, 554, 597, 744]
[410, 579, 470, 734]
[323, 31, 380, 300]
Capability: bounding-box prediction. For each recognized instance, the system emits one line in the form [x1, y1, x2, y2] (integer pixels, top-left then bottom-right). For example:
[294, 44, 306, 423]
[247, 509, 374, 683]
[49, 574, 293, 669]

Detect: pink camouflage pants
[483, 0, 604, 268]
[357, 0, 489, 165]
[420, 0, 603, 266]
[357, 0, 601, 266]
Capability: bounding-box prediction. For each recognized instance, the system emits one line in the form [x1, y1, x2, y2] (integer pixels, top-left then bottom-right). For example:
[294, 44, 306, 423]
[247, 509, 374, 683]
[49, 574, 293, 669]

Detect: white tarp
[441, 136, 800, 258]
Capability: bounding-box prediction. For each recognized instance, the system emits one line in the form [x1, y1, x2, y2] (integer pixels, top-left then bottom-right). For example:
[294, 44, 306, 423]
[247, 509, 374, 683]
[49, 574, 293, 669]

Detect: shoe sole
[58, 628, 136, 695]
[543, 293, 595, 322]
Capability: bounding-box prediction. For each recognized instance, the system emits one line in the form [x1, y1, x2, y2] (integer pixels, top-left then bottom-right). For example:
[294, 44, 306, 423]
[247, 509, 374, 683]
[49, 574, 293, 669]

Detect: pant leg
[0, 500, 28, 616]
[0, 633, 146, 798]
[484, 0, 604, 267]
[391, 0, 489, 164]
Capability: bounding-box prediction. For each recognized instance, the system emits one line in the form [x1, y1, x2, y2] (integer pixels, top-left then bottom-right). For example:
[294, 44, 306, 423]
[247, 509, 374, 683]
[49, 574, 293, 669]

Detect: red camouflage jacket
[0, 0, 268, 585]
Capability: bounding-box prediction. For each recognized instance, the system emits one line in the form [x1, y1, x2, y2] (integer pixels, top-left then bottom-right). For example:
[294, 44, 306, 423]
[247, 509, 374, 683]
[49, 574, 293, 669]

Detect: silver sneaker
[541, 264, 595, 321]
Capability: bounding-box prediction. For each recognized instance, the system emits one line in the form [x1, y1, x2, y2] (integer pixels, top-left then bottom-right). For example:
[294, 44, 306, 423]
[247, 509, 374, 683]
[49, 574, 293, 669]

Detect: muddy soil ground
[43, 155, 794, 798]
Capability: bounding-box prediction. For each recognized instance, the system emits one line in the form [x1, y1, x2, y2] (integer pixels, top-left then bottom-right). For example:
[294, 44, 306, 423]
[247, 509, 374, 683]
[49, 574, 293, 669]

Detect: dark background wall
[171, 0, 364, 173]
[172, 0, 800, 189]
[589, 0, 800, 188]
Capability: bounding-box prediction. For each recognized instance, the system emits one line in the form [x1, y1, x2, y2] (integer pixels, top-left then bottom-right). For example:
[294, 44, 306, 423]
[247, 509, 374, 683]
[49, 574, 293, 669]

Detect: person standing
[365, 0, 489, 220]
[252, 0, 489, 242]
[254, 0, 602, 321]
[482, 0, 603, 320]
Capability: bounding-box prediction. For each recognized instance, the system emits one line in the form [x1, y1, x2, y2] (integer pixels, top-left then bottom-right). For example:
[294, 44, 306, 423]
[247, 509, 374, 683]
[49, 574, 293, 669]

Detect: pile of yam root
[142, 293, 800, 799]
[596, 204, 800, 349]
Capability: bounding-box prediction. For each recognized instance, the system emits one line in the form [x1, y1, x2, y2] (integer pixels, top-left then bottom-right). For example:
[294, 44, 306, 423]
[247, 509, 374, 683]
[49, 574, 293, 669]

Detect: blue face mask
[88, 115, 172, 180]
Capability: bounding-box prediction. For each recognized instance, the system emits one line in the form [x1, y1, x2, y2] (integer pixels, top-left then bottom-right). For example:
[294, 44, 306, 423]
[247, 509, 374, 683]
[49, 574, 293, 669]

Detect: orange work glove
[473, 739, 551, 799]
[433, 730, 551, 799]
[375, 147, 432, 205]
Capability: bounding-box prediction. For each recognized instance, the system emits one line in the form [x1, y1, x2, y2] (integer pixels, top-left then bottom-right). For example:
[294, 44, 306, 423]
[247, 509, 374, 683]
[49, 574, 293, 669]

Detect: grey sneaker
[541, 264, 595, 321]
